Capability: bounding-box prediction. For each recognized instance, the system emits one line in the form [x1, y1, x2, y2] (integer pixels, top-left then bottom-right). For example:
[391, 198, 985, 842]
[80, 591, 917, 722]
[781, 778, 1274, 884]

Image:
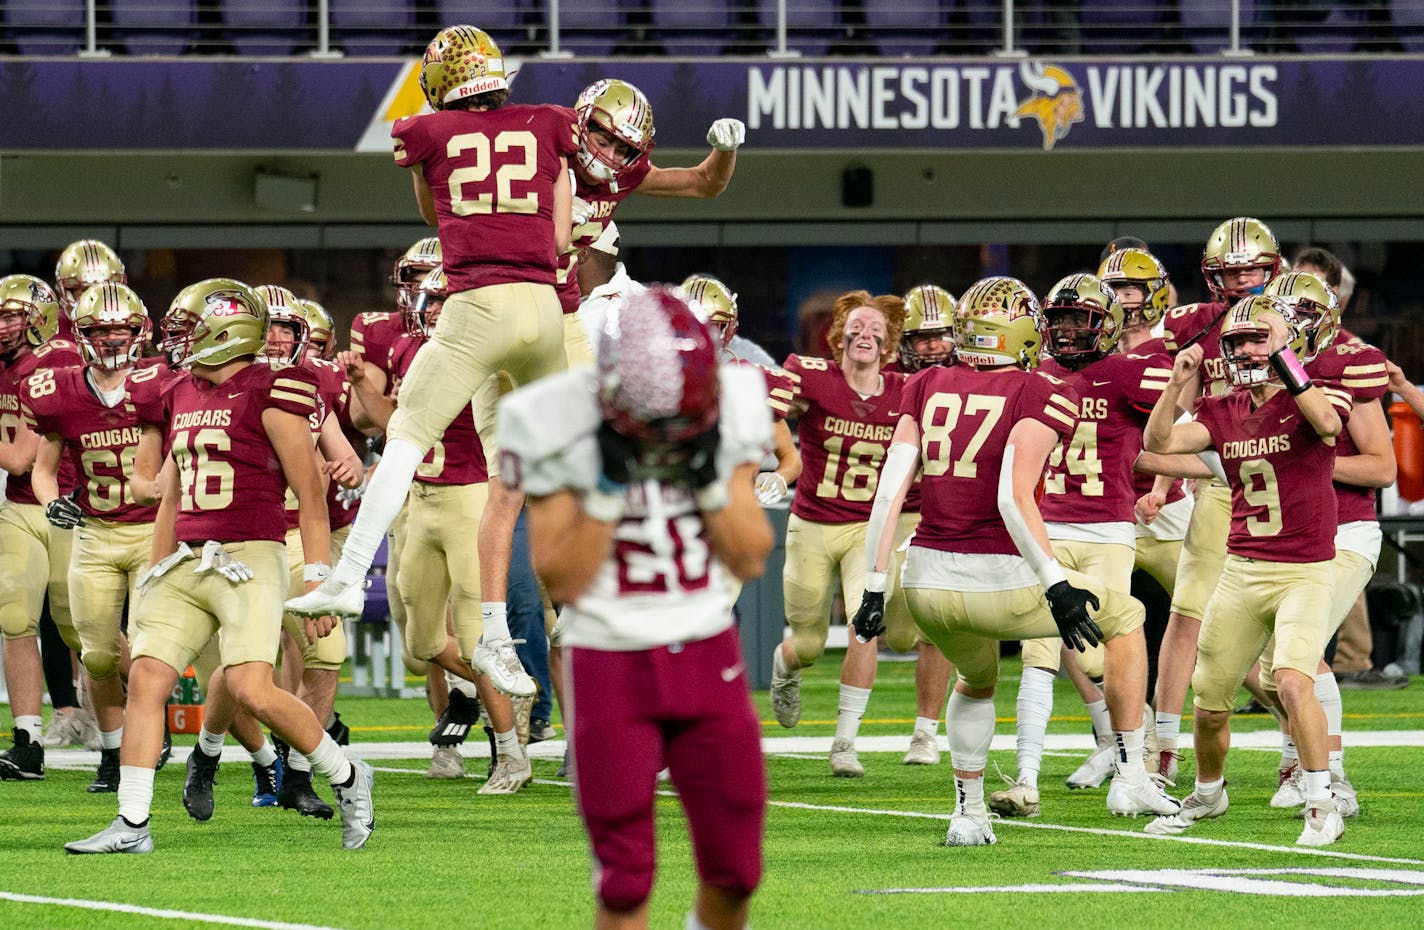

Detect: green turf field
[4, 654, 1422, 929]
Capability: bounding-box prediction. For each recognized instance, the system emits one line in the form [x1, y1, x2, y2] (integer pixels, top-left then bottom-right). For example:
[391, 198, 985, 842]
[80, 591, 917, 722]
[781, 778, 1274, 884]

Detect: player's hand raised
[1171, 344, 1203, 385]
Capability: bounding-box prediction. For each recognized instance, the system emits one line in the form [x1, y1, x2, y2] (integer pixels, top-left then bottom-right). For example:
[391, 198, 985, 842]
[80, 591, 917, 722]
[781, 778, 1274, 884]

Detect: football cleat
[1066, 739, 1114, 790]
[479, 751, 533, 795]
[472, 638, 536, 697]
[326, 712, 351, 746]
[769, 651, 802, 729]
[87, 747, 121, 793]
[1331, 772, 1360, 818]
[556, 747, 571, 779]
[252, 757, 283, 807]
[0, 731, 45, 780]
[333, 759, 375, 850]
[284, 577, 366, 620]
[1106, 774, 1181, 818]
[278, 768, 335, 820]
[528, 716, 557, 744]
[183, 745, 220, 821]
[988, 778, 1040, 818]
[1270, 764, 1305, 809]
[1297, 803, 1345, 847]
[1143, 788, 1228, 836]
[65, 817, 153, 855]
[829, 738, 864, 778]
[903, 728, 941, 766]
[512, 694, 534, 746]
[429, 689, 479, 746]
[1153, 748, 1180, 788]
[944, 809, 998, 847]
[426, 746, 465, 780]
[42, 710, 94, 749]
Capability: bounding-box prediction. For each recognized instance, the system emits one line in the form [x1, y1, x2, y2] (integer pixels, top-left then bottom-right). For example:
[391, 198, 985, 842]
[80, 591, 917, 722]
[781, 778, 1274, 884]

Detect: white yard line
[0, 892, 348, 930]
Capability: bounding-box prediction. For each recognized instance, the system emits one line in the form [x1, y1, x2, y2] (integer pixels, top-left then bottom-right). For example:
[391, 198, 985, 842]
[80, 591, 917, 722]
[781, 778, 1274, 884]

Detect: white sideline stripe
[767, 799, 1424, 867]
[0, 891, 347, 930]
[863, 883, 1160, 895]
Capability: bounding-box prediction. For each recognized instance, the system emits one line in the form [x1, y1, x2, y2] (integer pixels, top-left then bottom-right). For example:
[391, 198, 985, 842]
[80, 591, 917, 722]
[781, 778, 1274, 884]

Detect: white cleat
[769, 652, 801, 729]
[426, 746, 465, 780]
[1144, 788, 1228, 836]
[43, 710, 94, 749]
[944, 808, 998, 847]
[332, 759, 375, 850]
[829, 737, 864, 778]
[988, 779, 1040, 818]
[1107, 774, 1181, 818]
[284, 576, 366, 619]
[472, 638, 536, 697]
[65, 817, 154, 855]
[1066, 742, 1114, 790]
[1297, 803, 1345, 846]
[479, 751, 533, 795]
[1270, 765, 1305, 809]
[1331, 772, 1360, 818]
[903, 729, 941, 765]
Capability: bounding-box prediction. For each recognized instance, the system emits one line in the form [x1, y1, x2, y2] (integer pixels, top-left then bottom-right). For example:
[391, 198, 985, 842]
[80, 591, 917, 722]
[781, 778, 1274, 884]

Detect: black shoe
[277, 767, 334, 819]
[1338, 668, 1409, 691]
[87, 747, 122, 793]
[326, 711, 350, 746]
[156, 722, 173, 772]
[528, 716, 557, 744]
[272, 736, 290, 767]
[429, 689, 480, 747]
[251, 757, 283, 807]
[1234, 698, 1269, 715]
[0, 731, 45, 781]
[183, 746, 220, 821]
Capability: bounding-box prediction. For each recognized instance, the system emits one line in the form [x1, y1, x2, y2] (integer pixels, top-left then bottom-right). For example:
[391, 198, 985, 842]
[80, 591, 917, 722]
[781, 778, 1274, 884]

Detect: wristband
[303, 562, 331, 583]
[1270, 347, 1313, 396]
[865, 570, 888, 594]
[581, 487, 626, 523]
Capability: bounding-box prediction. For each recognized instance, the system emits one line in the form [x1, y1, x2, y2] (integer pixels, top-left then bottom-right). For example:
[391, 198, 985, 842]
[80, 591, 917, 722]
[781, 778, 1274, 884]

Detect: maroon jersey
[326, 381, 364, 532]
[0, 340, 84, 504]
[392, 105, 580, 293]
[1309, 343, 1389, 525]
[555, 159, 654, 314]
[390, 333, 488, 486]
[1194, 387, 1352, 563]
[280, 358, 349, 532]
[129, 364, 320, 545]
[350, 312, 404, 379]
[1039, 352, 1172, 525]
[1163, 301, 1232, 398]
[21, 366, 157, 523]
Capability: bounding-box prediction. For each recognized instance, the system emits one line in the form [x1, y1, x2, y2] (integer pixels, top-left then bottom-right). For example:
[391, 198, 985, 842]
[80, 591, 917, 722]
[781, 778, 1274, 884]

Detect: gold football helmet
[256, 284, 309, 364]
[167, 279, 268, 369]
[392, 236, 443, 312]
[1040, 273, 1123, 366]
[419, 26, 506, 111]
[0, 274, 61, 352]
[1220, 294, 1307, 387]
[900, 284, 956, 372]
[72, 283, 152, 370]
[575, 79, 656, 183]
[55, 239, 126, 314]
[1264, 271, 1339, 362]
[1201, 216, 1281, 302]
[1096, 247, 1171, 328]
[407, 265, 448, 338]
[298, 298, 336, 360]
[678, 274, 738, 350]
[953, 276, 1042, 369]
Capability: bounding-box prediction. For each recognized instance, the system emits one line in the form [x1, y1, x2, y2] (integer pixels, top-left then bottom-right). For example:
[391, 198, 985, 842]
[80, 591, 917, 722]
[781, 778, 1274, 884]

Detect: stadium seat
[649, 0, 733, 56]
[1291, 7, 1368, 54]
[1180, 0, 1258, 53]
[757, 0, 840, 56]
[551, 0, 628, 56]
[221, 1, 308, 56]
[4, 0, 85, 55]
[1396, 0, 1424, 52]
[864, 0, 944, 56]
[331, 0, 417, 56]
[111, 1, 198, 56]
[1079, 0, 1167, 54]
[434, 0, 527, 38]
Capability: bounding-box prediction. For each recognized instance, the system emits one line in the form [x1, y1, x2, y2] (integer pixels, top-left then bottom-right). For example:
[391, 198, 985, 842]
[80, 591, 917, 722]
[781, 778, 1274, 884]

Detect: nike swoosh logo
[721, 662, 745, 683]
[228, 392, 244, 399]
[1092, 380, 1112, 387]
[1279, 416, 1293, 424]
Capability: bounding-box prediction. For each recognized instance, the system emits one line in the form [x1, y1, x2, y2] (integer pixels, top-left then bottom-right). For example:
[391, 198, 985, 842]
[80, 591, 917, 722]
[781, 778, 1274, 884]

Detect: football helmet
[1040, 273, 1123, 366]
[0, 274, 61, 353]
[900, 284, 957, 372]
[256, 285, 309, 364]
[953, 276, 1043, 370]
[72, 283, 152, 370]
[1097, 247, 1171, 328]
[55, 239, 126, 314]
[419, 26, 506, 111]
[406, 265, 448, 338]
[597, 285, 719, 453]
[392, 237, 442, 312]
[297, 299, 336, 360]
[678, 274, 737, 350]
[167, 279, 268, 369]
[1220, 294, 1306, 387]
[1201, 217, 1281, 302]
[1264, 271, 1339, 362]
[575, 79, 656, 184]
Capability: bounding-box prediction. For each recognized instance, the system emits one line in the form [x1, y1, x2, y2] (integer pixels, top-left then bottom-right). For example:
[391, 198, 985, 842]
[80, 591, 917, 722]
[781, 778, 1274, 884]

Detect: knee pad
[598, 865, 654, 914]
[789, 626, 826, 668]
[81, 647, 121, 682]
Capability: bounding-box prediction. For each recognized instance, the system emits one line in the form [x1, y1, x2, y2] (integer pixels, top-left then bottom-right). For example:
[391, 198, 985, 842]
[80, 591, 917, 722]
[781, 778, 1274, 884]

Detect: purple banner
[1, 56, 1421, 152]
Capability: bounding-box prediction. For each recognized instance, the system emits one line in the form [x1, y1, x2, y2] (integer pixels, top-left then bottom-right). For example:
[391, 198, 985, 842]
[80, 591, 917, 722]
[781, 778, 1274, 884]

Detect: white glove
[571, 196, 595, 227]
[754, 472, 788, 507]
[194, 540, 254, 583]
[336, 478, 367, 511]
[137, 542, 195, 594]
[706, 118, 746, 152]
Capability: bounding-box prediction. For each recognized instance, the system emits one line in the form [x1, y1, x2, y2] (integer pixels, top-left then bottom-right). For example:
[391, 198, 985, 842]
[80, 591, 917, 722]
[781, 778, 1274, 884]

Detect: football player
[764, 290, 917, 777]
[299, 299, 337, 362]
[66, 279, 373, 854]
[53, 239, 126, 339]
[855, 277, 1178, 847]
[500, 286, 772, 930]
[289, 27, 578, 708]
[1141, 296, 1350, 847]
[0, 274, 84, 781]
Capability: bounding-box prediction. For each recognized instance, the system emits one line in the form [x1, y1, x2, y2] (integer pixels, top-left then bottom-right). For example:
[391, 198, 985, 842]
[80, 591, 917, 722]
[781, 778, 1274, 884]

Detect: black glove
[1045, 580, 1102, 652]
[596, 421, 639, 489]
[851, 590, 886, 644]
[45, 492, 85, 530]
[681, 421, 721, 490]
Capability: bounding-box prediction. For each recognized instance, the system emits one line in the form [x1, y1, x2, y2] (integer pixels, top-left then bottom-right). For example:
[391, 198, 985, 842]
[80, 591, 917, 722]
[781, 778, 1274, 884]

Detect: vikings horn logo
[1014, 62, 1085, 151]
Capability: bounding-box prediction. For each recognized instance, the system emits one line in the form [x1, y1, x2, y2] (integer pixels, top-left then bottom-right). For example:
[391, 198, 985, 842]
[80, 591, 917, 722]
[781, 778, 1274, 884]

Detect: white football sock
[955, 774, 987, 813]
[1280, 736, 1299, 769]
[1328, 750, 1345, 776]
[330, 438, 424, 587]
[117, 765, 155, 825]
[1195, 776, 1224, 798]
[99, 727, 123, 751]
[914, 715, 940, 738]
[1155, 712, 1181, 750]
[250, 741, 277, 767]
[1112, 728, 1147, 783]
[448, 673, 479, 699]
[197, 724, 226, 758]
[1014, 667, 1055, 789]
[305, 733, 353, 786]
[1315, 671, 1343, 738]
[481, 602, 512, 643]
[494, 728, 521, 758]
[947, 690, 996, 774]
[14, 715, 41, 742]
[287, 747, 312, 773]
[1086, 698, 1111, 741]
[835, 684, 871, 742]
[1303, 768, 1331, 805]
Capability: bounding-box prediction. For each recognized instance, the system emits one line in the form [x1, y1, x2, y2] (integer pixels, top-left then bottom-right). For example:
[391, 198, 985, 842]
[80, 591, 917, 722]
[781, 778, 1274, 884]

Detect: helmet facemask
[1221, 329, 1275, 386]
[899, 327, 954, 372]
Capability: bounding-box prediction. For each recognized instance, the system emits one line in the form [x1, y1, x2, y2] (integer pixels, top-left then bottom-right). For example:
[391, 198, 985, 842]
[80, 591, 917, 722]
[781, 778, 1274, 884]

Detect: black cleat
[326, 712, 351, 746]
[183, 746, 220, 821]
[156, 722, 173, 772]
[484, 724, 498, 779]
[87, 747, 122, 793]
[0, 731, 45, 781]
[277, 767, 334, 820]
[428, 690, 479, 747]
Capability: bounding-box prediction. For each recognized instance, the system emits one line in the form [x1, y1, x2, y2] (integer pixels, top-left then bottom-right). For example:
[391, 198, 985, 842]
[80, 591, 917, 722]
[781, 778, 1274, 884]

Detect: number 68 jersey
[497, 364, 772, 651]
